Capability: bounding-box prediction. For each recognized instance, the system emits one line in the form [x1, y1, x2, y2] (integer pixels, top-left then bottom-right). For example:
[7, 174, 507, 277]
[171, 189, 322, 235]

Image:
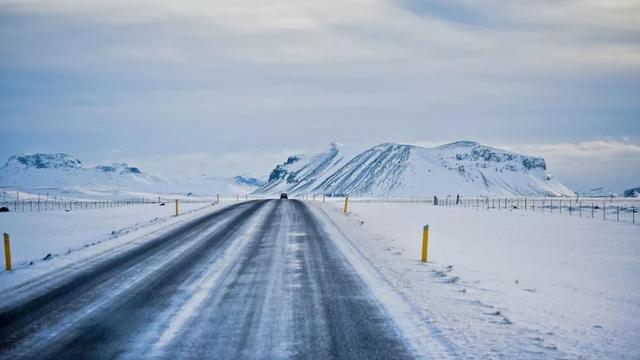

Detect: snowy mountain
[256, 142, 356, 195]
[623, 187, 640, 198]
[159, 174, 264, 196]
[0, 153, 262, 196]
[0, 153, 165, 188]
[233, 176, 265, 188]
[254, 141, 575, 197]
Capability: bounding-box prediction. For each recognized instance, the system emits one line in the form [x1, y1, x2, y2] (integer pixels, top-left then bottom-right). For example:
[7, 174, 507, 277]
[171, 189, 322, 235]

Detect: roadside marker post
[421, 225, 429, 263]
[4, 233, 11, 272]
[175, 199, 179, 216]
[343, 196, 349, 213]
[217, 194, 220, 205]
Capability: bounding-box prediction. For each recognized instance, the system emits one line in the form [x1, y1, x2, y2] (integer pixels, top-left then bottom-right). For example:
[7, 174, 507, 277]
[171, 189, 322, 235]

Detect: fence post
[421, 225, 429, 262]
[3, 233, 11, 272]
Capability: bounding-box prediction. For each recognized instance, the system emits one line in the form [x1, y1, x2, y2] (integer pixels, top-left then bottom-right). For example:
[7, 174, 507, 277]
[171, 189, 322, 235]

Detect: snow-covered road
[0, 200, 435, 359]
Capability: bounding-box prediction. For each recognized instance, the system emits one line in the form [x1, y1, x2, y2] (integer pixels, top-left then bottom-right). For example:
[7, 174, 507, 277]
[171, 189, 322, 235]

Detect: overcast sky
[1, 0, 639, 191]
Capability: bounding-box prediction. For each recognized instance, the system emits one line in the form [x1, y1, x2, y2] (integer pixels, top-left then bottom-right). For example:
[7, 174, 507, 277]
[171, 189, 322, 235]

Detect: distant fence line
[0, 197, 214, 213]
[3, 192, 638, 225]
[330, 196, 640, 226]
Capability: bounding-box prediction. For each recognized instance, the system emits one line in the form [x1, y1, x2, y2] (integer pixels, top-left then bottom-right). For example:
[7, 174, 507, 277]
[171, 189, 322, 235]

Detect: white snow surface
[255, 141, 575, 197]
[0, 202, 232, 290]
[321, 200, 640, 359]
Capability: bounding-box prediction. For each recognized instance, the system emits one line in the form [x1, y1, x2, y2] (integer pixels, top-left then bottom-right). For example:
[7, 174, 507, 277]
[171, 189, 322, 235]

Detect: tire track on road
[0, 200, 267, 358]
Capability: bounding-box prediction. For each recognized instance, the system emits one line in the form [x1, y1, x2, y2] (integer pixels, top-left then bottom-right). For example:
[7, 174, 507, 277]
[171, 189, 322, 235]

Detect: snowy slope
[0, 153, 263, 196]
[255, 141, 575, 197]
[624, 187, 640, 198]
[255, 143, 359, 195]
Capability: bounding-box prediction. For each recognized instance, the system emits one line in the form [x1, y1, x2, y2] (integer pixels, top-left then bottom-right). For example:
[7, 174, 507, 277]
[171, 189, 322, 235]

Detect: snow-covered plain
[321, 200, 640, 359]
[0, 202, 232, 290]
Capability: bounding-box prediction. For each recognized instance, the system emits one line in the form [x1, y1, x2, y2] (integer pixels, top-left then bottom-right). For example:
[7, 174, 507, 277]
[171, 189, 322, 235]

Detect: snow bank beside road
[322, 201, 640, 359]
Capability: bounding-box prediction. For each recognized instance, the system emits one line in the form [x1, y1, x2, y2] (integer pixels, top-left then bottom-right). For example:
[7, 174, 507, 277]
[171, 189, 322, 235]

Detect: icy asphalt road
[0, 200, 426, 359]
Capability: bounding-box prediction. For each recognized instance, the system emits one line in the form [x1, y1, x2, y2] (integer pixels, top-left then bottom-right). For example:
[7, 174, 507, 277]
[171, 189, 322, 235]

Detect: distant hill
[578, 187, 618, 198]
[0, 153, 263, 196]
[624, 187, 640, 198]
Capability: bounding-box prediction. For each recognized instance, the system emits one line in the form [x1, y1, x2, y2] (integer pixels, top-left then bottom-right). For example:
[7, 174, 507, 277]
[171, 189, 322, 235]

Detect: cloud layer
[507, 140, 640, 191]
[1, 0, 639, 190]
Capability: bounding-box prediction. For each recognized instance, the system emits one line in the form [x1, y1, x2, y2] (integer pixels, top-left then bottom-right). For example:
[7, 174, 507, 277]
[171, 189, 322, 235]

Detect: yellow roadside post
[421, 225, 429, 262]
[343, 196, 349, 213]
[175, 199, 179, 216]
[4, 233, 11, 272]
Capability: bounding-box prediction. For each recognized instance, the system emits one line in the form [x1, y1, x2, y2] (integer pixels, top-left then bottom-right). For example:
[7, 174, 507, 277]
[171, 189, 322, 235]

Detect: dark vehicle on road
[280, 193, 288, 199]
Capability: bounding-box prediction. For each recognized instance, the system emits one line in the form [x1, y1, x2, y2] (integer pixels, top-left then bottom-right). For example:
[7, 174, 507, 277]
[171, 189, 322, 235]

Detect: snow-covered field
[0, 201, 233, 290]
[322, 201, 640, 359]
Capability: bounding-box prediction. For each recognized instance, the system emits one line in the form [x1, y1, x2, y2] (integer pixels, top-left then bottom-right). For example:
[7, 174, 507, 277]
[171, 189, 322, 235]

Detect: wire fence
[3, 190, 638, 226]
[337, 196, 640, 226]
[0, 197, 215, 213]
